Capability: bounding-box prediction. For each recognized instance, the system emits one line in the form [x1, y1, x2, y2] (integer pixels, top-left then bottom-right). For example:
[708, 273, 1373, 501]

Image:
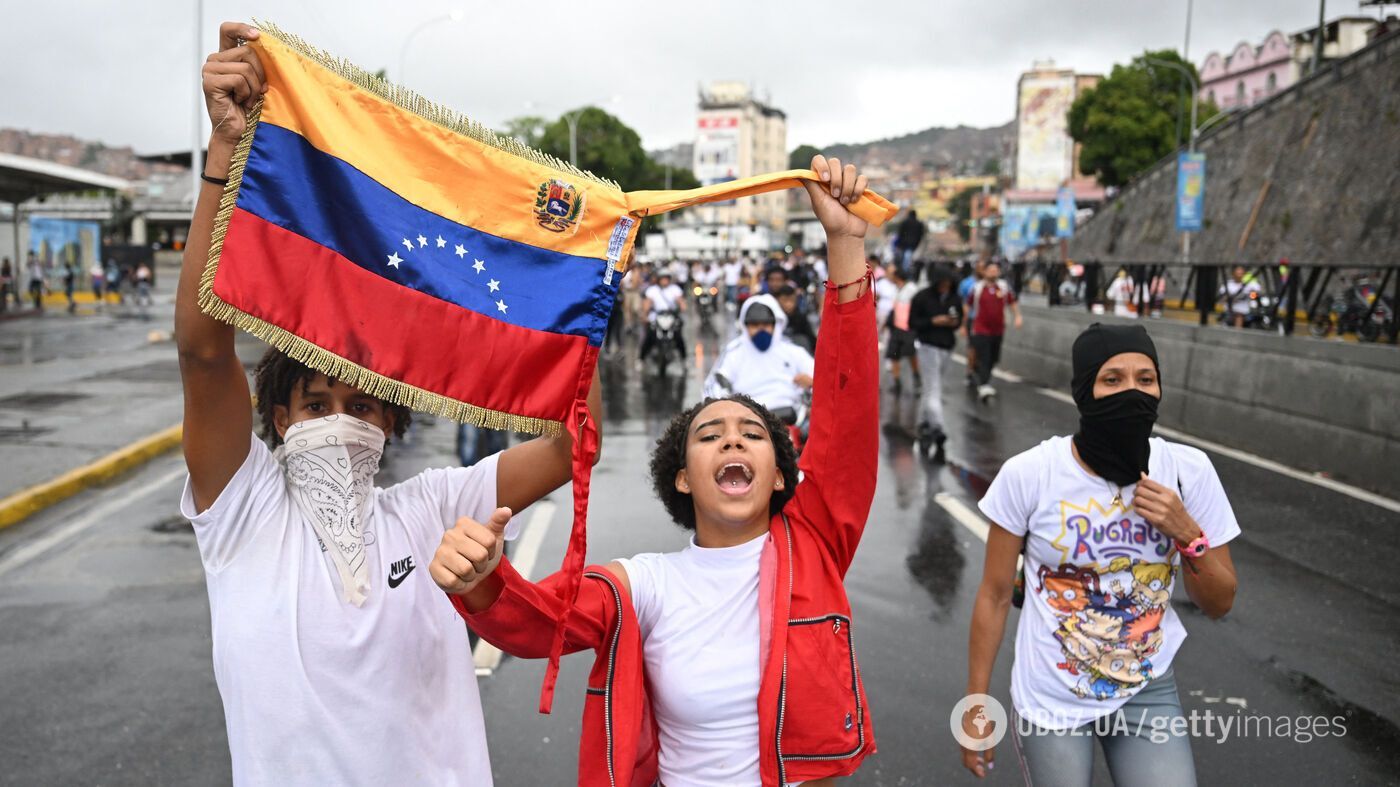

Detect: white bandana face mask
[273, 413, 386, 606]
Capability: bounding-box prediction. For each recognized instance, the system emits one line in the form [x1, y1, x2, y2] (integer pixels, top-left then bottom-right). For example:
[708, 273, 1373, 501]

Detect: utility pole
[1313, 0, 1327, 74]
[1148, 58, 1199, 265]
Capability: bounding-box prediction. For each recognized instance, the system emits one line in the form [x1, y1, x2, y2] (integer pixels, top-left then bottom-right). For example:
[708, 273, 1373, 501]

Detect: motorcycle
[693, 284, 719, 330]
[1219, 290, 1276, 331]
[1310, 279, 1396, 342]
[1245, 291, 1276, 331]
[649, 310, 681, 377]
[711, 372, 811, 455]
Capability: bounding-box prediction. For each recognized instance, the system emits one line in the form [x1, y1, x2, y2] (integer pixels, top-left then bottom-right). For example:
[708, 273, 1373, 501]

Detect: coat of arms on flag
[198, 21, 896, 711]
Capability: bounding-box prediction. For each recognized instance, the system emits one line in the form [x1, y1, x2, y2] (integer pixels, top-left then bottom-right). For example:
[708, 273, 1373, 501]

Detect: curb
[0, 423, 183, 530]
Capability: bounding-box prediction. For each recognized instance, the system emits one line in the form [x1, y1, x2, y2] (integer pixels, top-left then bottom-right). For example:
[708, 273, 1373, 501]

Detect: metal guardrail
[1007, 261, 1399, 344]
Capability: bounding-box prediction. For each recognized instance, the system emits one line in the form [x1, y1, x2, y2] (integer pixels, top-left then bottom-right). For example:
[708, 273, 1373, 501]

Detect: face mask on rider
[273, 413, 386, 606]
[750, 329, 774, 352]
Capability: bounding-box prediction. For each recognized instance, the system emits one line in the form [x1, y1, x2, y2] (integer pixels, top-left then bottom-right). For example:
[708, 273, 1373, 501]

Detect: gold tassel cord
[197, 96, 563, 437]
[250, 19, 619, 191]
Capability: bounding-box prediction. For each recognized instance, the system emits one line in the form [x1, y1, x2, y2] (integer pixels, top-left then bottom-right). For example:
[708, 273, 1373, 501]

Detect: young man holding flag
[176, 22, 598, 784]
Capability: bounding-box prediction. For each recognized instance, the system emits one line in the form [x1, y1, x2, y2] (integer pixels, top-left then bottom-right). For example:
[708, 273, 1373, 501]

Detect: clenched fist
[430, 507, 511, 595]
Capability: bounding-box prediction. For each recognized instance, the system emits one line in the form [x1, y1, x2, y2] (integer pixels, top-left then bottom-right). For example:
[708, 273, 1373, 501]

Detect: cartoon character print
[1039, 557, 1175, 701]
[1037, 564, 1099, 615]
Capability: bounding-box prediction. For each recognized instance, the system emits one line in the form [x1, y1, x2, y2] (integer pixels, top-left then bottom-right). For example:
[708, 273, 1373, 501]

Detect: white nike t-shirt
[180, 433, 519, 786]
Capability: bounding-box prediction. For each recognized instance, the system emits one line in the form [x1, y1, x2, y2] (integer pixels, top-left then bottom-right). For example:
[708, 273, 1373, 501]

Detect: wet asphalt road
[1, 301, 1397, 786]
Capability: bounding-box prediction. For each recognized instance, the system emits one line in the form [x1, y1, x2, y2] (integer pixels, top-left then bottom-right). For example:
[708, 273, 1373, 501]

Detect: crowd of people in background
[0, 250, 152, 316]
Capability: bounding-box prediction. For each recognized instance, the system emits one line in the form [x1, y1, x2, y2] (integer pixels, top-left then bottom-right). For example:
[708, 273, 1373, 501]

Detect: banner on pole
[1176, 152, 1206, 232]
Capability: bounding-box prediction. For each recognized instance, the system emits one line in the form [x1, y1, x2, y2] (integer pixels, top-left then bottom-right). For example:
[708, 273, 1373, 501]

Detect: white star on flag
[401, 238, 413, 252]
[386, 252, 403, 268]
[417, 234, 427, 247]
[487, 279, 500, 293]
[496, 299, 508, 314]
[435, 235, 446, 248]
[473, 259, 486, 274]
[455, 244, 467, 258]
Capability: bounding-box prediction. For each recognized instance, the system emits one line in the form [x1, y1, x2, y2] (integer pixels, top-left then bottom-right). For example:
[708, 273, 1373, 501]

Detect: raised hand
[430, 507, 512, 595]
[801, 155, 870, 241]
[202, 22, 267, 155]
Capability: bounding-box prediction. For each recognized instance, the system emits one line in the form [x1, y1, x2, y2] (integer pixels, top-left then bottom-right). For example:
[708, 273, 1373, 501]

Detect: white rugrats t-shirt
[978, 435, 1240, 730]
[180, 433, 520, 786]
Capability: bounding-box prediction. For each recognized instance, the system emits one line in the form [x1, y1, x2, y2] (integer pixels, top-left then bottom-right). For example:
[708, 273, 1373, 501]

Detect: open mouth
[714, 461, 755, 496]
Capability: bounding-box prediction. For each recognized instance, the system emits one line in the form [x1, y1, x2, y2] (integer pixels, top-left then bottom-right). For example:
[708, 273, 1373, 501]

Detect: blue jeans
[1012, 669, 1195, 787]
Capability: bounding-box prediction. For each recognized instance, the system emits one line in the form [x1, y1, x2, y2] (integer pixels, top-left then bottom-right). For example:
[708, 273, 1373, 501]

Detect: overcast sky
[3, 1, 1383, 157]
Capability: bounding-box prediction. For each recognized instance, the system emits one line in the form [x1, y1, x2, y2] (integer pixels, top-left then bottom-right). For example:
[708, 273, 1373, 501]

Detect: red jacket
[453, 285, 879, 786]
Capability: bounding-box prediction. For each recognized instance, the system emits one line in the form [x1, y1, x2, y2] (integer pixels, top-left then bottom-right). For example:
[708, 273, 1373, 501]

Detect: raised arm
[178, 22, 267, 513]
[787, 156, 879, 570]
[494, 362, 602, 513]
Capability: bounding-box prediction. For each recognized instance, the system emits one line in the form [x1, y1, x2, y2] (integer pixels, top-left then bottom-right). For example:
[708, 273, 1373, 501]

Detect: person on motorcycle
[774, 284, 818, 354]
[1220, 265, 1261, 328]
[640, 268, 687, 368]
[705, 294, 814, 420]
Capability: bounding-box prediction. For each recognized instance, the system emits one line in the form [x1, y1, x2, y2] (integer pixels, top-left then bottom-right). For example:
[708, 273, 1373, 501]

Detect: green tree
[1068, 50, 1219, 187]
[536, 107, 698, 192]
[946, 186, 979, 242]
[499, 115, 549, 149]
[789, 144, 822, 170]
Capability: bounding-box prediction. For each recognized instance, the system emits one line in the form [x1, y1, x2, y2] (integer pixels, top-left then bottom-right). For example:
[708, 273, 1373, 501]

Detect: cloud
[1, 0, 1369, 156]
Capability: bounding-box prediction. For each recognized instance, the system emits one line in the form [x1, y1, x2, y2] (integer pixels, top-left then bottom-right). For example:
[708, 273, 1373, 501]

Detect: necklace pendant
[1111, 494, 1123, 508]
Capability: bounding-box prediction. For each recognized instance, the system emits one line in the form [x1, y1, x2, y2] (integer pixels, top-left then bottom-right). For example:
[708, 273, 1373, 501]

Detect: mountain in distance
[816, 121, 1014, 175]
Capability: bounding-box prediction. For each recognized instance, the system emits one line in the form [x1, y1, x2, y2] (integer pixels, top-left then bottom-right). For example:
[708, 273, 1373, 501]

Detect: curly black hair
[251, 347, 412, 447]
[648, 394, 801, 531]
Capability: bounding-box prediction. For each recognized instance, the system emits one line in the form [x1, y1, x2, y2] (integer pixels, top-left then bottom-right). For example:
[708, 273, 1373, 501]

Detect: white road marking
[933, 492, 1023, 572]
[950, 355, 1400, 514]
[934, 492, 988, 542]
[473, 499, 556, 676]
[0, 464, 188, 579]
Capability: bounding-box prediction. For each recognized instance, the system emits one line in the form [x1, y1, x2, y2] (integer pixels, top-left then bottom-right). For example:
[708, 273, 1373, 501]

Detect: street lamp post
[398, 10, 464, 85]
[1146, 57, 1199, 265]
[562, 109, 584, 167]
[524, 96, 621, 168]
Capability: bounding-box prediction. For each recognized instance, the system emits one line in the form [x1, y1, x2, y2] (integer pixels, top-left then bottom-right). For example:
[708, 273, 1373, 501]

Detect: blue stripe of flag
[237, 122, 616, 345]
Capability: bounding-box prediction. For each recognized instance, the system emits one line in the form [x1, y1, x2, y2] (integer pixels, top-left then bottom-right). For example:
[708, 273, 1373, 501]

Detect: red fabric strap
[538, 346, 601, 714]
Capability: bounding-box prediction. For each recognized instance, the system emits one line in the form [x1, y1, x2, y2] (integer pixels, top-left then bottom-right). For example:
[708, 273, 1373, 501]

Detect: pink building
[1198, 30, 1293, 111]
[1198, 18, 1386, 111]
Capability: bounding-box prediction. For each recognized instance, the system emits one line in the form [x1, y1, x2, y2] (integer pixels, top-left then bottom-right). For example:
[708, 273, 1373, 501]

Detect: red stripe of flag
[216, 208, 588, 420]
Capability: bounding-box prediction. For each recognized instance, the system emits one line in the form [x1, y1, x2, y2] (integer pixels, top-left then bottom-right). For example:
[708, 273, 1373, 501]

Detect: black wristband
[201, 172, 229, 187]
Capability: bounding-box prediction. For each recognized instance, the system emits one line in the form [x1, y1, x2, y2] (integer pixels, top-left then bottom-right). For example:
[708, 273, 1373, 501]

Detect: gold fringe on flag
[251, 19, 618, 190]
[197, 94, 564, 437]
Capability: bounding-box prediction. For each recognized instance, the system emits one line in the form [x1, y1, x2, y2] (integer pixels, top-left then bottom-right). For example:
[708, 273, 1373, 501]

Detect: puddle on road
[0, 424, 55, 441]
[0, 391, 90, 410]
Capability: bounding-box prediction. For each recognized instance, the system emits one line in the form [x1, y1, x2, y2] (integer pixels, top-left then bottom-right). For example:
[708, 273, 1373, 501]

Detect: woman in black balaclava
[961, 323, 1240, 786]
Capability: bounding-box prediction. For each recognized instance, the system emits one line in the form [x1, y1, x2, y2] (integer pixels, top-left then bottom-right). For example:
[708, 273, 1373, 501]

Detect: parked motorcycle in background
[1311, 276, 1396, 342]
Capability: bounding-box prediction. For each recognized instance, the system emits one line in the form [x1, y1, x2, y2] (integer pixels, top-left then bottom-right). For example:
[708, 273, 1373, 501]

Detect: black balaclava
[1071, 323, 1161, 486]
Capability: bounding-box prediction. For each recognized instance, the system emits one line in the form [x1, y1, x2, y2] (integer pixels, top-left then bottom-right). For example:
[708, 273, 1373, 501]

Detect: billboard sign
[1175, 152, 1206, 232]
[1015, 74, 1076, 192]
[694, 113, 740, 206]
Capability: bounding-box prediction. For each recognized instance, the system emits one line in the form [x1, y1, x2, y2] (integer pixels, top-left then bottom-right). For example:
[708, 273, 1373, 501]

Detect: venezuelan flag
[200, 22, 895, 712]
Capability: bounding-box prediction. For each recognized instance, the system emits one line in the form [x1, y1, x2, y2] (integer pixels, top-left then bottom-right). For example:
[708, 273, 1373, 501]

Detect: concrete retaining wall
[998, 303, 1400, 496]
[1067, 30, 1400, 265]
